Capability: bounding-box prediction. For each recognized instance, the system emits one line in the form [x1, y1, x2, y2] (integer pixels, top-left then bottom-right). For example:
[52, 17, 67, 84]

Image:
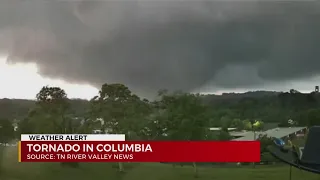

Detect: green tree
[155, 91, 210, 178]
[253, 120, 264, 131]
[17, 117, 35, 135]
[0, 118, 14, 176]
[26, 86, 72, 134]
[248, 120, 264, 168]
[220, 116, 232, 130]
[28, 86, 78, 168]
[305, 109, 320, 126]
[77, 117, 96, 134]
[90, 83, 148, 172]
[0, 118, 15, 143]
[230, 119, 244, 130]
[218, 130, 231, 140]
[259, 135, 273, 153]
[243, 120, 252, 130]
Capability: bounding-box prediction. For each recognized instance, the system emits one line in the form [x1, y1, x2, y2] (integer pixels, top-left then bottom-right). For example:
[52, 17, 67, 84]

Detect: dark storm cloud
[1, 0, 320, 97]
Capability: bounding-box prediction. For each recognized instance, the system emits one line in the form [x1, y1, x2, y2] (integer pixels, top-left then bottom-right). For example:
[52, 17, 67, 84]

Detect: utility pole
[289, 165, 292, 180]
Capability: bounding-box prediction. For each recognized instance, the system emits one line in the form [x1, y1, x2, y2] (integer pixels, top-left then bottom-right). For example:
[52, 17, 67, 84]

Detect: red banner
[19, 141, 260, 162]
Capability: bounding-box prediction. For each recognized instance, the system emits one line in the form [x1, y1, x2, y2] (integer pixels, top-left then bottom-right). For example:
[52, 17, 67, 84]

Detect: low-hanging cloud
[1, 0, 320, 97]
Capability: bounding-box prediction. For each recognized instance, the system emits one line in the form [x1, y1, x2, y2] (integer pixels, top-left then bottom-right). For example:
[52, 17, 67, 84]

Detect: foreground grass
[1, 147, 319, 180]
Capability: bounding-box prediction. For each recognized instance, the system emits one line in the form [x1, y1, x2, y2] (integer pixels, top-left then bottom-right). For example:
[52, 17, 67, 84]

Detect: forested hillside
[203, 90, 320, 126]
[1, 89, 320, 127]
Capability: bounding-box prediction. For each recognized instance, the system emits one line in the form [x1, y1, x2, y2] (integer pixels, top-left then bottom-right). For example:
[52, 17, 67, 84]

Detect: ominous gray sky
[1, 0, 320, 97]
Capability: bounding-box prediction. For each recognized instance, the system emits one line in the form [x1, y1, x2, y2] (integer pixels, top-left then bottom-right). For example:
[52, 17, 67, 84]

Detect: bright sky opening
[0, 56, 98, 100]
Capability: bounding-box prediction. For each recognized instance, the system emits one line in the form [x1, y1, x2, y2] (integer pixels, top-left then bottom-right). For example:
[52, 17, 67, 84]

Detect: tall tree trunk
[118, 162, 124, 172]
[0, 146, 3, 177]
[192, 162, 198, 178]
[59, 120, 79, 168]
[252, 130, 256, 168]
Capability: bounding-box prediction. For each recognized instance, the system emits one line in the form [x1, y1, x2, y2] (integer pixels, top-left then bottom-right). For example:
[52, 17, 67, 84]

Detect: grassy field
[1, 146, 319, 180]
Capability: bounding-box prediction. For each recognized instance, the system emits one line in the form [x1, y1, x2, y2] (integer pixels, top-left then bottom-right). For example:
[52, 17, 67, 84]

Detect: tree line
[2, 88, 320, 128]
[0, 85, 319, 176]
[1, 84, 222, 176]
[203, 89, 320, 127]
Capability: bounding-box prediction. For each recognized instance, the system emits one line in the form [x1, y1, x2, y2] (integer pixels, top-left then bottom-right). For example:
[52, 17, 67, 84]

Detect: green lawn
[1, 146, 319, 180]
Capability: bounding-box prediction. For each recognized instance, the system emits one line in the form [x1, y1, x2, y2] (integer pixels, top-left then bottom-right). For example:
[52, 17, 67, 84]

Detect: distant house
[209, 127, 237, 131]
[92, 128, 113, 134]
[90, 118, 114, 134]
[92, 129, 104, 134]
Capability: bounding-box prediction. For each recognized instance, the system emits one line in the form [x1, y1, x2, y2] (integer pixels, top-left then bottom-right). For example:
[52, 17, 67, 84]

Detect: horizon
[0, 88, 315, 101]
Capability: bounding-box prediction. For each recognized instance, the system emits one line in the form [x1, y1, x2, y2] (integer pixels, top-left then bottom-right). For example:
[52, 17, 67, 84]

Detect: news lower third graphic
[18, 134, 261, 162]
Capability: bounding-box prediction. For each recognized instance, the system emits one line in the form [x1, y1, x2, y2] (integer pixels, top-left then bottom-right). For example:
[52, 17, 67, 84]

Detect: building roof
[209, 127, 237, 131]
[231, 131, 266, 141]
[264, 127, 307, 138]
[232, 127, 307, 141]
